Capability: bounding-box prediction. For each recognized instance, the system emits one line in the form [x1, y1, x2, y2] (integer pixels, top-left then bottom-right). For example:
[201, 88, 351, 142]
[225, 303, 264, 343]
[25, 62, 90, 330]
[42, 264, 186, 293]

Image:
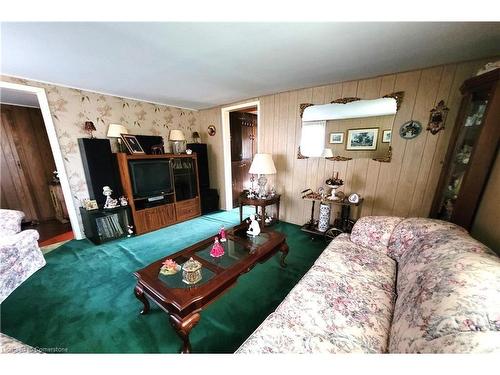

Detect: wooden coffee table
[133, 222, 289, 353]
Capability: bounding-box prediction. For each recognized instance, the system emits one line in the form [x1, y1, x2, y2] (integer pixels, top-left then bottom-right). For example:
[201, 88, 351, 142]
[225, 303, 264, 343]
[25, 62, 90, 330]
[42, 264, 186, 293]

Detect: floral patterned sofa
[237, 217, 500, 353]
[0, 209, 46, 303]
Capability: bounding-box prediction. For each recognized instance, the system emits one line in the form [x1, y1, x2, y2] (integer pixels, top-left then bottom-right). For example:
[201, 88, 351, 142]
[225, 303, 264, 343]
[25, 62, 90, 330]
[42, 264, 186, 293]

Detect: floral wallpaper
[1, 75, 201, 236]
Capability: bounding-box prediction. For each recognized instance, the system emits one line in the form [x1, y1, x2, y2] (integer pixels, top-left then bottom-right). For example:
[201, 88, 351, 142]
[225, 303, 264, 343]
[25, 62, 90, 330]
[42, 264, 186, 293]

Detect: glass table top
[156, 231, 272, 289]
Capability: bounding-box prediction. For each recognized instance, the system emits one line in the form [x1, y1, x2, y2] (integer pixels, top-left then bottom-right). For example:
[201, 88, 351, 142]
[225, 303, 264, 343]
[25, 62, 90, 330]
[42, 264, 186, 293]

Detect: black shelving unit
[80, 206, 132, 244]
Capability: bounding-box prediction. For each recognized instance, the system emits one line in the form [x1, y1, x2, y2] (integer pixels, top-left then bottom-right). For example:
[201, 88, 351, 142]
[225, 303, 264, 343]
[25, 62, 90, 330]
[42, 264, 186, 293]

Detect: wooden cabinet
[431, 68, 500, 230]
[175, 197, 200, 221]
[117, 153, 201, 235]
[135, 204, 176, 233]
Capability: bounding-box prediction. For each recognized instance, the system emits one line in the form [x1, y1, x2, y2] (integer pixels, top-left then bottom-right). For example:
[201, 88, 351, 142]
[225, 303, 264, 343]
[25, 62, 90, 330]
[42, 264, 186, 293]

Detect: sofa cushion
[237, 235, 397, 353]
[409, 332, 500, 353]
[350, 216, 404, 255]
[389, 229, 500, 353]
[387, 217, 467, 261]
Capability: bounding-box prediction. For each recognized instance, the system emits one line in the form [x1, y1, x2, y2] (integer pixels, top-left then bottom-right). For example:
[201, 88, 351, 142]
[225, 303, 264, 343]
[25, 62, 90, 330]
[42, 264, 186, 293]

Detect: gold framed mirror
[299, 92, 403, 162]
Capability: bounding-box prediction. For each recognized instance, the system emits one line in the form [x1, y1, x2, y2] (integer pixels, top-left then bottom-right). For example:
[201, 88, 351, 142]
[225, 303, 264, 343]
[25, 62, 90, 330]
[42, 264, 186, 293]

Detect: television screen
[129, 159, 173, 197]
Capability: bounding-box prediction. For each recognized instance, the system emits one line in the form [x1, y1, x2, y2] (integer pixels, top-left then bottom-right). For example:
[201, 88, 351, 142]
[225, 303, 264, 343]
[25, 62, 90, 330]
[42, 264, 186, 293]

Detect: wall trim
[220, 100, 260, 210]
[0, 80, 84, 240]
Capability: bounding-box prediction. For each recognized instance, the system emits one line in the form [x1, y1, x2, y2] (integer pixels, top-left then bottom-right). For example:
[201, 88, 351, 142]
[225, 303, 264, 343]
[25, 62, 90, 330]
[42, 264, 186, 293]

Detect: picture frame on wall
[346, 128, 378, 150]
[382, 129, 392, 143]
[121, 134, 145, 154]
[329, 132, 344, 144]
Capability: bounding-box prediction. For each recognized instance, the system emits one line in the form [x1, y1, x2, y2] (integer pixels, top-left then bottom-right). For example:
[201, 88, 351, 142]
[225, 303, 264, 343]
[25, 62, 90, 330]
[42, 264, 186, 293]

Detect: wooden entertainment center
[116, 153, 201, 235]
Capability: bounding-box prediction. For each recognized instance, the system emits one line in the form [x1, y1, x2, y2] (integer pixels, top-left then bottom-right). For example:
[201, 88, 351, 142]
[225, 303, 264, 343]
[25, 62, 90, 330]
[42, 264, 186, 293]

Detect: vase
[318, 203, 331, 232]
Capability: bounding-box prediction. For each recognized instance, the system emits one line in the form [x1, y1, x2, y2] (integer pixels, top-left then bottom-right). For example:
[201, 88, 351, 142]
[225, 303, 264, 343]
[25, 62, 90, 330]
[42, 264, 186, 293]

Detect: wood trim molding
[330, 97, 361, 104]
[383, 91, 405, 111]
[299, 103, 314, 118]
[297, 146, 309, 159]
[326, 155, 353, 162]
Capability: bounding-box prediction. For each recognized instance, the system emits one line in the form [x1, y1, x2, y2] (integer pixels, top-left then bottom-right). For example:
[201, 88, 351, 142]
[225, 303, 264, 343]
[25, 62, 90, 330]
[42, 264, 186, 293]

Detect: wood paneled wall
[200, 58, 494, 225]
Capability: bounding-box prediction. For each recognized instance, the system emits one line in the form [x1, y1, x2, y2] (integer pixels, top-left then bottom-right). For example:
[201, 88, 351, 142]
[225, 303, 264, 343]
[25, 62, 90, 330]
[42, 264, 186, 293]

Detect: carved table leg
[169, 313, 201, 354]
[134, 284, 150, 315]
[279, 242, 289, 268]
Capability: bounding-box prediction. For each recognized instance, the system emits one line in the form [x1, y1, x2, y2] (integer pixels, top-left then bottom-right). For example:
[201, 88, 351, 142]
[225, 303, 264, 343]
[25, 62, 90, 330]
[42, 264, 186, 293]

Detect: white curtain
[300, 120, 326, 157]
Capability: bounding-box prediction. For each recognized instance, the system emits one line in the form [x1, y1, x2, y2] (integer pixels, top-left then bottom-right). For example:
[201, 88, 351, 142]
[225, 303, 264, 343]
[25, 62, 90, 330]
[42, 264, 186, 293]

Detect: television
[129, 159, 173, 198]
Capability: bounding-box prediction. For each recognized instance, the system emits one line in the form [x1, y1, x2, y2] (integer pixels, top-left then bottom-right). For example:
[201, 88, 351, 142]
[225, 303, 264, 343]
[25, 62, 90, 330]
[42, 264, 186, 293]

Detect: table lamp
[107, 123, 129, 152]
[169, 129, 186, 154]
[249, 153, 277, 198]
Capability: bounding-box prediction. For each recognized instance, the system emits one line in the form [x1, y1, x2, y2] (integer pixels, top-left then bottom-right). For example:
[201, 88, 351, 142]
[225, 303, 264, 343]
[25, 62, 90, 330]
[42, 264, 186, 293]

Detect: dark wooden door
[230, 111, 257, 207]
[0, 105, 57, 221]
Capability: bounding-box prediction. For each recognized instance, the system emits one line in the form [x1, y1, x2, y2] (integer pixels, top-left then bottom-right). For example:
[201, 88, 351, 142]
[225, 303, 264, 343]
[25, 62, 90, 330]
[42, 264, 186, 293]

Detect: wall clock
[399, 120, 422, 139]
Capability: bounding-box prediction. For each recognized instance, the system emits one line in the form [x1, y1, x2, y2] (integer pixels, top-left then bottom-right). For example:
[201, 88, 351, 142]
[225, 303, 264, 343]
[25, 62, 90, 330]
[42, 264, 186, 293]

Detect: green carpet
[0, 208, 326, 353]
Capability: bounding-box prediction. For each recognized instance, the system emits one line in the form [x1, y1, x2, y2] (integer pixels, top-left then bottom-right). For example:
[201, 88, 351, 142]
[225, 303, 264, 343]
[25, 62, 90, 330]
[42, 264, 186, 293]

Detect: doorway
[221, 101, 260, 210]
[1, 84, 77, 245]
[229, 108, 258, 207]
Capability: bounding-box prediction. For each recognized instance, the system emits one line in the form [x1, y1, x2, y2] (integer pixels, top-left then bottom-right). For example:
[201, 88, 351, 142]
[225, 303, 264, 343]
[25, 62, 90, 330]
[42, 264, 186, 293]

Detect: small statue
[127, 225, 134, 237]
[247, 214, 261, 237]
[210, 236, 225, 258]
[119, 196, 128, 206]
[219, 226, 226, 242]
[103, 186, 118, 209]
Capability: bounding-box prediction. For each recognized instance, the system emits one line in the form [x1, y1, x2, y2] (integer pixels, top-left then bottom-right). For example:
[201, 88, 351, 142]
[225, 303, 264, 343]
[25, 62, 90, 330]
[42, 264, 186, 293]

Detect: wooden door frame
[220, 100, 260, 210]
[0, 81, 83, 239]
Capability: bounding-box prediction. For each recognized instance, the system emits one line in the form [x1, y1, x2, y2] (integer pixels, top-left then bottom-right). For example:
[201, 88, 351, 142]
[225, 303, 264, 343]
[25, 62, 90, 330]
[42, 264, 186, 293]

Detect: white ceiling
[1, 22, 499, 110]
[0, 87, 39, 108]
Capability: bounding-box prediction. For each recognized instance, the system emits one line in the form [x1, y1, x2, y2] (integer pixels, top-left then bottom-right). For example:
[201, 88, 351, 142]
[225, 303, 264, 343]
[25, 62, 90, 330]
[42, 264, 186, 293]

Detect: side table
[239, 193, 281, 226]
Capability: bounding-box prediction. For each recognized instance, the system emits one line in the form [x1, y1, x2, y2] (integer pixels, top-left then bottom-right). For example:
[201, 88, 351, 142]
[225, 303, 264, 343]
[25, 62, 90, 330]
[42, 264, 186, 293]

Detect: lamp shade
[107, 123, 128, 138]
[249, 153, 277, 175]
[169, 129, 186, 141]
[321, 148, 333, 158]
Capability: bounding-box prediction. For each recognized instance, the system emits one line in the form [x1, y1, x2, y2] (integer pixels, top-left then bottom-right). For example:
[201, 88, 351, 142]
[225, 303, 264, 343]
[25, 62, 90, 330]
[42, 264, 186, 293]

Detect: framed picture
[329, 132, 344, 144]
[346, 128, 379, 151]
[121, 134, 145, 154]
[83, 199, 98, 210]
[382, 130, 392, 143]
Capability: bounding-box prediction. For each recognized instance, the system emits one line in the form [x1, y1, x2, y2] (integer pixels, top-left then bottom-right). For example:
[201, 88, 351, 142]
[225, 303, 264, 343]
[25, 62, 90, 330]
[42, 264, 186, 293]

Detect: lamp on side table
[249, 153, 277, 198]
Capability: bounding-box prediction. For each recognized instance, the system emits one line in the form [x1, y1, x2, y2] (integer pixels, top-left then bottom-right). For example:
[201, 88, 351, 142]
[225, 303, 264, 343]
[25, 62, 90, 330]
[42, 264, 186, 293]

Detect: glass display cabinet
[431, 68, 500, 230]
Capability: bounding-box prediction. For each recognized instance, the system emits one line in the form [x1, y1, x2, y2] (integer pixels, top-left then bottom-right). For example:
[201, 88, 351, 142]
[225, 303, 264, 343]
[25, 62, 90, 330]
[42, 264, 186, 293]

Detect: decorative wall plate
[399, 120, 422, 139]
[207, 125, 216, 136]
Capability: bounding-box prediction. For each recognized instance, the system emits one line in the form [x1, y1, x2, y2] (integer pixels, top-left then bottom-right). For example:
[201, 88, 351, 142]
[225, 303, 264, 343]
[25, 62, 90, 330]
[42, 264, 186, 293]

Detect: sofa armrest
[350, 216, 404, 254]
[0, 209, 25, 235]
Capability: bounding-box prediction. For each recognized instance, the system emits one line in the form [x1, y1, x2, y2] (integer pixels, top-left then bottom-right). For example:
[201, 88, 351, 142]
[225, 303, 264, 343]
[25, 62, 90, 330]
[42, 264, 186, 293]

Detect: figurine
[210, 236, 225, 258]
[119, 196, 128, 206]
[103, 186, 119, 209]
[219, 226, 226, 242]
[127, 225, 134, 237]
[247, 214, 261, 237]
[160, 259, 181, 275]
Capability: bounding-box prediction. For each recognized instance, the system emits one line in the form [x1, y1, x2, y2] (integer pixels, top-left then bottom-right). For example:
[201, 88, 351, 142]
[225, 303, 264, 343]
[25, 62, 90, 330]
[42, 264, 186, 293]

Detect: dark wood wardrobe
[230, 111, 257, 207]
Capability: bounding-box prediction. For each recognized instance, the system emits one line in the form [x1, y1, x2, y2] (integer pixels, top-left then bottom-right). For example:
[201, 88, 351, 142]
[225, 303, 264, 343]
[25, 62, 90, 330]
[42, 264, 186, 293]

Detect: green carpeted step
[0, 208, 326, 353]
